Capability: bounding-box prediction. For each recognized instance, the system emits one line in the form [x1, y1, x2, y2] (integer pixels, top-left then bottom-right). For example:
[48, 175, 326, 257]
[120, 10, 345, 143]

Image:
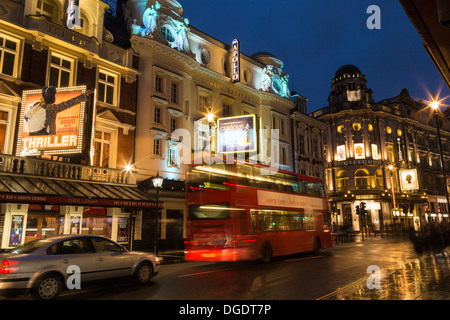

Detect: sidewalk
[329, 234, 450, 300]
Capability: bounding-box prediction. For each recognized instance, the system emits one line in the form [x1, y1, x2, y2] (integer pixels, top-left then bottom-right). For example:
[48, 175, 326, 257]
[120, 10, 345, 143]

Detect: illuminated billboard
[399, 169, 419, 191]
[16, 86, 93, 156]
[217, 114, 257, 154]
[354, 143, 365, 159]
[337, 145, 346, 161]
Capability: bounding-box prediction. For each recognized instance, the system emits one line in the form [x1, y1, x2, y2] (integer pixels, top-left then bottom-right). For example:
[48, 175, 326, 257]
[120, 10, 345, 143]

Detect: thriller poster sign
[16, 86, 92, 156]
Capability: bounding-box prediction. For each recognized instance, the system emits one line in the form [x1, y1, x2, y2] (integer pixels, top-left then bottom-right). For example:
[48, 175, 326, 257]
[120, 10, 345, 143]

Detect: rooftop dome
[332, 64, 365, 83]
[251, 52, 283, 68]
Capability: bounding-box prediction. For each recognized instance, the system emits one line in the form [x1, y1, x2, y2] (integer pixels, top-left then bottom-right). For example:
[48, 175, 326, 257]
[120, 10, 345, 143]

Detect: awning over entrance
[0, 174, 161, 208]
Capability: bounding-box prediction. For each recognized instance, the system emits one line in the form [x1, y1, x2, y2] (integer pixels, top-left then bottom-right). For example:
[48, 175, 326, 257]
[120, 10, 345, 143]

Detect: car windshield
[7, 239, 51, 254]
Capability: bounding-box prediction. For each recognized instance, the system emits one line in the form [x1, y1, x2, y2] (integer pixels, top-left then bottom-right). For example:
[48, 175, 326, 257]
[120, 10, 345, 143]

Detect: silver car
[0, 234, 160, 299]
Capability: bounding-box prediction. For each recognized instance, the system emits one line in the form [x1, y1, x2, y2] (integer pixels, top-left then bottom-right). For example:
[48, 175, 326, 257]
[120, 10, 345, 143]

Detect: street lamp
[388, 164, 397, 220]
[207, 107, 216, 164]
[152, 172, 163, 256]
[430, 99, 450, 218]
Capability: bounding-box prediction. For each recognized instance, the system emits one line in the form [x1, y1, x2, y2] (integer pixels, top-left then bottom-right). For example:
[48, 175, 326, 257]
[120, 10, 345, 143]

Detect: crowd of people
[409, 221, 450, 253]
[332, 220, 450, 253]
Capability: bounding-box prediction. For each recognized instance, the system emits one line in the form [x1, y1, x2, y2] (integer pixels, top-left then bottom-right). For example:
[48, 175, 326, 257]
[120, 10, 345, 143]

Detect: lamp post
[207, 107, 215, 165]
[431, 100, 450, 219]
[388, 164, 397, 222]
[152, 172, 163, 256]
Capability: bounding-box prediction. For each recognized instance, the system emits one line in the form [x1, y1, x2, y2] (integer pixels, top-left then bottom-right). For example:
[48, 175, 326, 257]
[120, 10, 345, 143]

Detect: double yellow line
[316, 277, 368, 300]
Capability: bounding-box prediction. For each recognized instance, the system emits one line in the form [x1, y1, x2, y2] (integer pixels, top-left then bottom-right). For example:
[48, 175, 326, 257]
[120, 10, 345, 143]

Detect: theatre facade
[0, 0, 163, 250]
[313, 64, 450, 233]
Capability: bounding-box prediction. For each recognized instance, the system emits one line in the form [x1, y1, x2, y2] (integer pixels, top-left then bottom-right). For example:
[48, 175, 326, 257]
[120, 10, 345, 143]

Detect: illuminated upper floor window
[48, 52, 74, 87]
[98, 69, 119, 105]
[0, 34, 19, 77]
[161, 26, 175, 44]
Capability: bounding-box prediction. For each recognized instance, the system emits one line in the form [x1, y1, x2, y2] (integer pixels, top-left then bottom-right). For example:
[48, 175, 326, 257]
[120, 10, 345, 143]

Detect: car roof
[42, 234, 110, 242]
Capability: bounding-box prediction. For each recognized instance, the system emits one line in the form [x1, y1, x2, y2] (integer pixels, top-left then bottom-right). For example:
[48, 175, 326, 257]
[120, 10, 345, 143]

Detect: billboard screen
[16, 86, 92, 156]
[399, 169, 419, 191]
[217, 114, 257, 154]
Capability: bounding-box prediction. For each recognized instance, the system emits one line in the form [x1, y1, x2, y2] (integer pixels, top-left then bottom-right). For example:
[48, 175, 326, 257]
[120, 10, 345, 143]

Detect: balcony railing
[0, 154, 135, 185]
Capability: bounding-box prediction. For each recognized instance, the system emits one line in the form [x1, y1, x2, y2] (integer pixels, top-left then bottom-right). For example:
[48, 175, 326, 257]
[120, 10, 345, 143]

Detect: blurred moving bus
[185, 161, 332, 263]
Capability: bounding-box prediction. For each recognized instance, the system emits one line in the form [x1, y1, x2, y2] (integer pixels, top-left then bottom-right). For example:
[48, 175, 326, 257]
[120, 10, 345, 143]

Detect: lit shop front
[0, 174, 160, 250]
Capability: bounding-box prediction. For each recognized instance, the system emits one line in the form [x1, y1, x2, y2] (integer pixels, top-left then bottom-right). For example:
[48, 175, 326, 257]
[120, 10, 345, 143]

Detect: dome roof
[335, 64, 361, 78]
[332, 64, 365, 83]
[251, 52, 283, 68]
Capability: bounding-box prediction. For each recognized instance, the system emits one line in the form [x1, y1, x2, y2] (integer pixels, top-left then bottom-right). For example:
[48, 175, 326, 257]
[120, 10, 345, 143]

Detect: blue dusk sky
[181, 0, 450, 113]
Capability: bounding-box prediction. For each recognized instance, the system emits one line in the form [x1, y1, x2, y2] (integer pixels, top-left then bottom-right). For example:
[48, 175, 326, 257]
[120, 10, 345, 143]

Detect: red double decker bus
[185, 160, 332, 263]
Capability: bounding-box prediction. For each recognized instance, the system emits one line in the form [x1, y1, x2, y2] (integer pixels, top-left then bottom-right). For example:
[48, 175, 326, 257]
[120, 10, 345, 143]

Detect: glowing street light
[430, 98, 450, 217]
[388, 164, 397, 218]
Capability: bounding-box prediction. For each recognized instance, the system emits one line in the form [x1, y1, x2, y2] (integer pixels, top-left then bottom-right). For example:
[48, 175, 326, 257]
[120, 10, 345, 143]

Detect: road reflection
[346, 252, 450, 300]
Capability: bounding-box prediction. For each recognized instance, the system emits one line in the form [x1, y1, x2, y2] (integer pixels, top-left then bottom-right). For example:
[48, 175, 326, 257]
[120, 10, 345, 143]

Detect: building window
[155, 74, 163, 93]
[154, 106, 162, 124]
[387, 144, 395, 163]
[153, 138, 162, 156]
[170, 82, 178, 104]
[98, 69, 118, 105]
[198, 95, 209, 113]
[0, 110, 9, 153]
[36, 0, 56, 21]
[170, 117, 177, 133]
[161, 26, 175, 43]
[168, 146, 178, 167]
[336, 170, 349, 192]
[281, 146, 288, 165]
[355, 169, 370, 190]
[375, 169, 384, 189]
[223, 103, 231, 117]
[48, 52, 73, 87]
[298, 135, 305, 155]
[0, 34, 19, 77]
[93, 131, 111, 168]
[312, 138, 319, 158]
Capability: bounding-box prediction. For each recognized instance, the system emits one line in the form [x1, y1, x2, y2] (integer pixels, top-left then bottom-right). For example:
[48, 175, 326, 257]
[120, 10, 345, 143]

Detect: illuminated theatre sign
[217, 114, 257, 154]
[16, 86, 94, 156]
[231, 39, 240, 83]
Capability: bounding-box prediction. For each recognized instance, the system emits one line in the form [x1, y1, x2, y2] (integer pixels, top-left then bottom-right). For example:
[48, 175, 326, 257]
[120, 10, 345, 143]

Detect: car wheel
[260, 242, 272, 264]
[134, 262, 153, 285]
[32, 274, 61, 300]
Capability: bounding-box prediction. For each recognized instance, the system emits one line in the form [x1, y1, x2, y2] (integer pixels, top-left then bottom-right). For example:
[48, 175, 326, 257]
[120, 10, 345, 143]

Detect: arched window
[355, 169, 370, 189]
[161, 26, 175, 43]
[336, 170, 349, 192]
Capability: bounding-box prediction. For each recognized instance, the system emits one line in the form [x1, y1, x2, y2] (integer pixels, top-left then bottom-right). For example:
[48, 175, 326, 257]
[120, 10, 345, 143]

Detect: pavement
[156, 234, 450, 300]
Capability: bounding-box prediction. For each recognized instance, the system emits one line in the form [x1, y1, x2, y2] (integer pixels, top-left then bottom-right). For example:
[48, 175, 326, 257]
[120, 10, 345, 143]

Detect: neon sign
[231, 39, 240, 83]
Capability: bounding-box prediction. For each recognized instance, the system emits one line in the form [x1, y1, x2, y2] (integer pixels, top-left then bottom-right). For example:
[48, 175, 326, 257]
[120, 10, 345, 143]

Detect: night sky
[181, 0, 450, 113]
